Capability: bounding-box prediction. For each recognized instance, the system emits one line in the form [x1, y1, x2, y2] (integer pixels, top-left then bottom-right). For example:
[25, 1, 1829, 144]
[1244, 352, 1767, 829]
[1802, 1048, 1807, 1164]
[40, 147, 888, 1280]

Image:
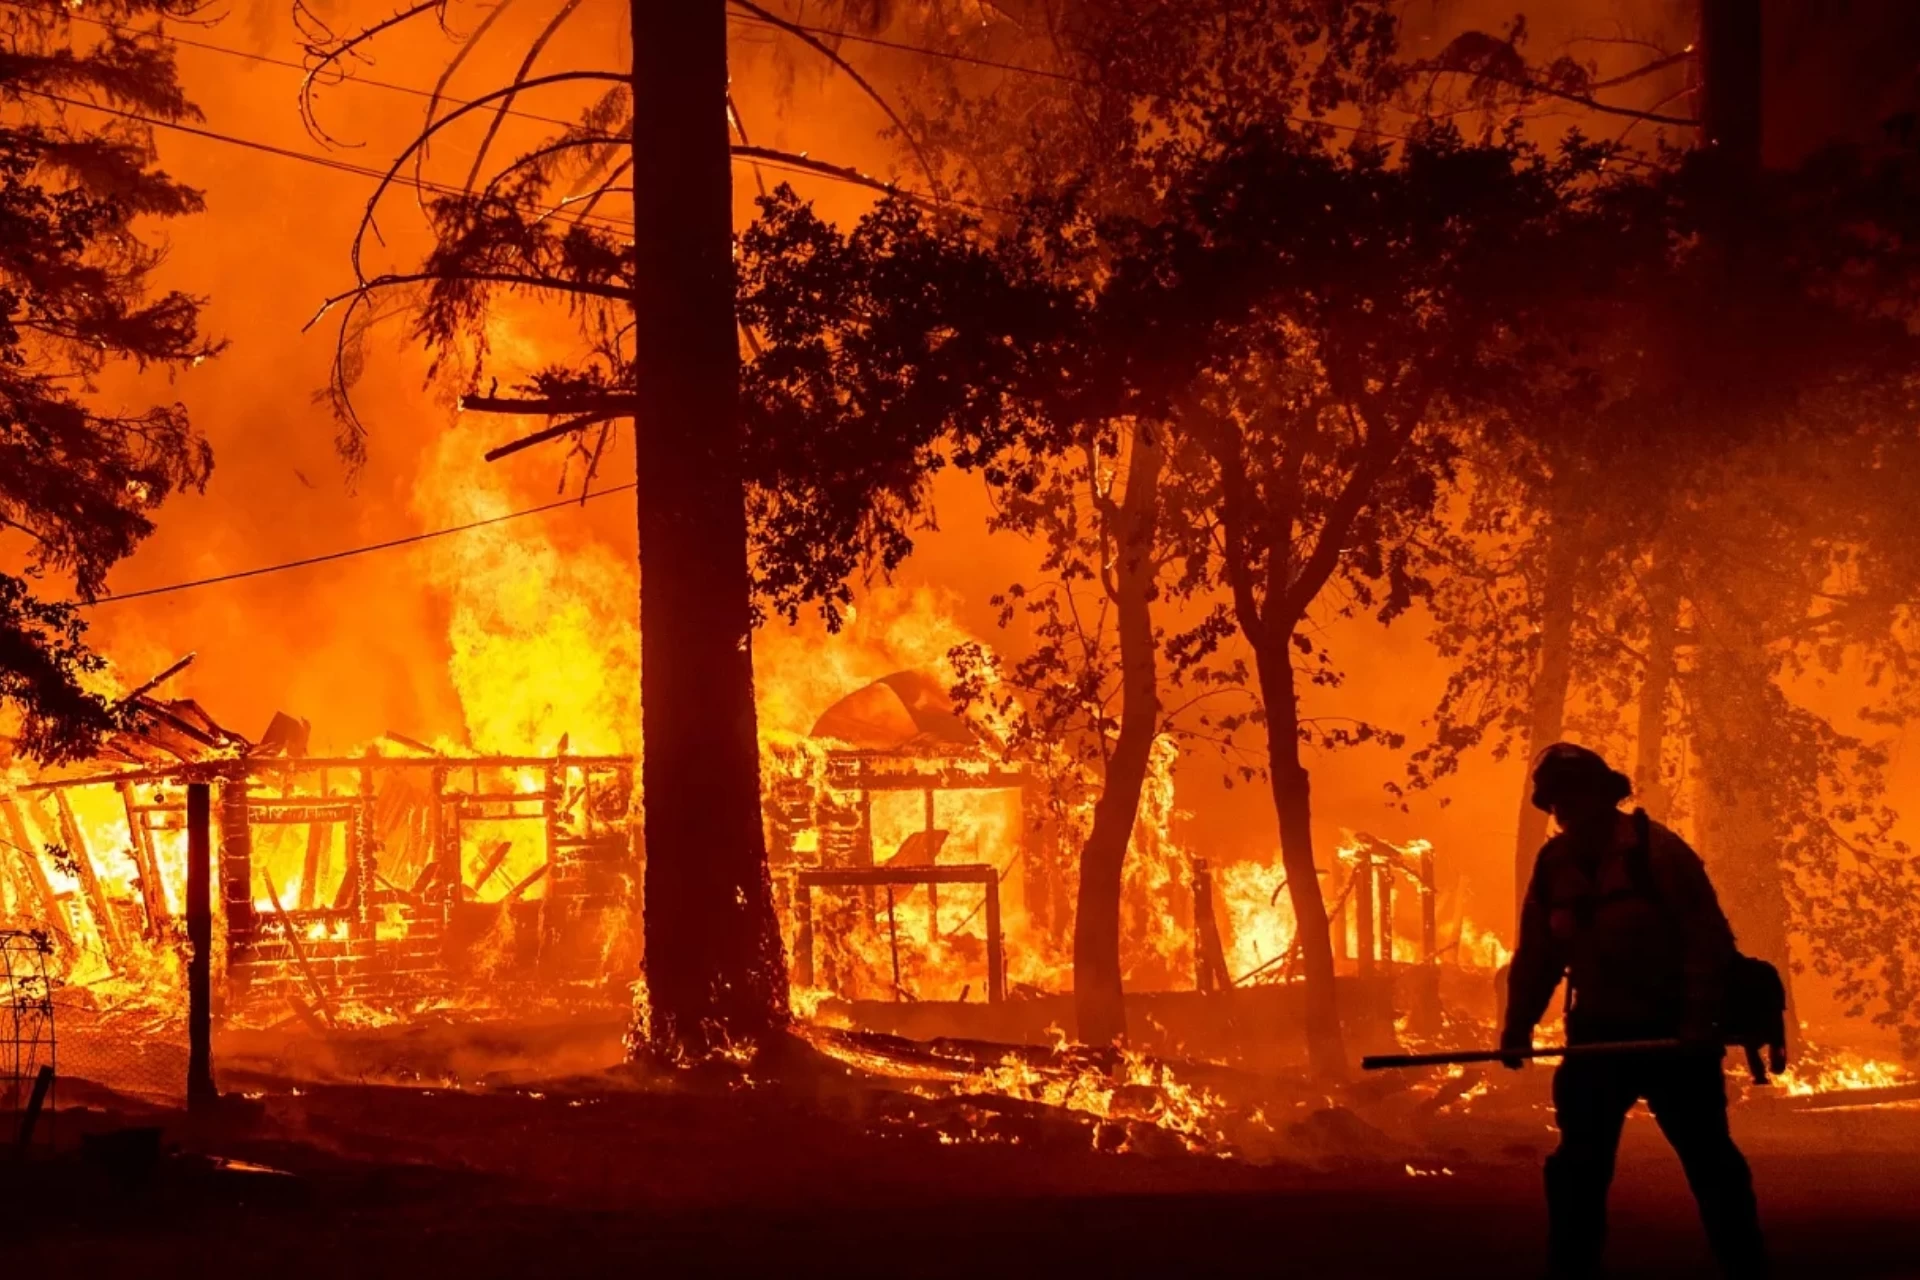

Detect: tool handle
[1361, 1038, 1684, 1070]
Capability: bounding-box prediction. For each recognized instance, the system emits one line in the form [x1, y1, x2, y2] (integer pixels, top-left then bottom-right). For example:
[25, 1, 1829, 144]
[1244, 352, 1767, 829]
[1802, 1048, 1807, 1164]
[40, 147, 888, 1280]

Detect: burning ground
[8, 1027, 1920, 1278]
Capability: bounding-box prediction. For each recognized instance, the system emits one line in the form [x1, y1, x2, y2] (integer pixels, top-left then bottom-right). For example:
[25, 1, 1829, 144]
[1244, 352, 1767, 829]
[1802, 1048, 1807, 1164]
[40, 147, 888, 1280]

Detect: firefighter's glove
[1498, 1025, 1530, 1071]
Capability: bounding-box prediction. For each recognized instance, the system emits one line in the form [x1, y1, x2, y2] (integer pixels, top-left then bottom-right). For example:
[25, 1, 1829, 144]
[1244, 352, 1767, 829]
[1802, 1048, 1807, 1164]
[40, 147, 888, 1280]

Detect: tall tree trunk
[1513, 496, 1581, 920]
[630, 3, 787, 1059]
[1690, 606, 1794, 1002]
[1692, 0, 1794, 1021]
[1256, 641, 1345, 1079]
[1700, 0, 1763, 170]
[1634, 559, 1680, 821]
[1072, 427, 1163, 1047]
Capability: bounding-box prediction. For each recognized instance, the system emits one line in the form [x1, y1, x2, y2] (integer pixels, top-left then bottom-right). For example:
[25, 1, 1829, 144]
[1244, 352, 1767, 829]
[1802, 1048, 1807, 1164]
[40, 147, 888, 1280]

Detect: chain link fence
[54, 1004, 188, 1105]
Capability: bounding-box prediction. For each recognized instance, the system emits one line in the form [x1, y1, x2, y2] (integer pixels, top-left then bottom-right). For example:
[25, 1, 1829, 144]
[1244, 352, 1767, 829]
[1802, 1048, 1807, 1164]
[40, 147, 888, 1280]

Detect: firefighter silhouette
[1501, 743, 1767, 1278]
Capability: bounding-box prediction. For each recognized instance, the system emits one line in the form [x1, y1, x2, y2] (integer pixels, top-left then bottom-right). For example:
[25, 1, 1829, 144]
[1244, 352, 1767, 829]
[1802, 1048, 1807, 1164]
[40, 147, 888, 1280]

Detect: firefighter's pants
[1545, 1049, 1766, 1277]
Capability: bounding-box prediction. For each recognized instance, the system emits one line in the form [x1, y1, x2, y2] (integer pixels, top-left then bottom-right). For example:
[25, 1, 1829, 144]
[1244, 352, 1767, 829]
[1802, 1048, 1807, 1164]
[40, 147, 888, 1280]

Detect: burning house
[767, 670, 1037, 1009]
[0, 646, 1519, 1098]
[0, 687, 642, 1040]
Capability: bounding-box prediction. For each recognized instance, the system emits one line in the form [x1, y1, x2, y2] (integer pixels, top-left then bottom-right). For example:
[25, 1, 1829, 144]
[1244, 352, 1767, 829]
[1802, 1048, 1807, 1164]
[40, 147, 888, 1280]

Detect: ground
[6, 1040, 1918, 1277]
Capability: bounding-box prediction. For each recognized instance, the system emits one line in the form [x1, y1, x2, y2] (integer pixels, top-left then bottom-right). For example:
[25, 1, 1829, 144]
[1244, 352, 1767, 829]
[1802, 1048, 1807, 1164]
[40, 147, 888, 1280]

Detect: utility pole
[627, 2, 788, 1058]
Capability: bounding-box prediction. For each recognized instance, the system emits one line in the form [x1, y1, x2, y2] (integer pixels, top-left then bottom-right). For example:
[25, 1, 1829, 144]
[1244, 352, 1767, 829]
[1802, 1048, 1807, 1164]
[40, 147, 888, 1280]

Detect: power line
[725, 7, 1671, 153]
[14, 85, 643, 232]
[1, 0, 585, 130]
[7, 0, 1403, 189]
[728, 8, 1084, 85]
[1, 1, 973, 207]
[82, 481, 637, 605]
[2, 1, 1468, 213]
[724, 7, 1412, 142]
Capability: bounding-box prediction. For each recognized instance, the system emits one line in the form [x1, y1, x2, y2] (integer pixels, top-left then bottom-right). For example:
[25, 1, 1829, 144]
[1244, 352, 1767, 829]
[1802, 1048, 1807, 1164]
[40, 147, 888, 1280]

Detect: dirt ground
[6, 1048, 1918, 1279]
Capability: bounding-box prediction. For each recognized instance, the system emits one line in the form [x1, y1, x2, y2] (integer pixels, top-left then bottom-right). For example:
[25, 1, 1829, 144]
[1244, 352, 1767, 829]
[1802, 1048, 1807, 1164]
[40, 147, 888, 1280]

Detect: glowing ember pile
[956, 1043, 1231, 1152]
[801, 1025, 1244, 1155]
[1775, 1045, 1912, 1099]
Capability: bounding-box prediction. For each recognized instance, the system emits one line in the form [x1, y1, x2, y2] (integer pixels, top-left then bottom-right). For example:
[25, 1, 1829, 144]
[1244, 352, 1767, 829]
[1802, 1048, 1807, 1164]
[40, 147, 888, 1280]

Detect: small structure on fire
[764, 671, 1047, 1006]
[0, 688, 641, 1026]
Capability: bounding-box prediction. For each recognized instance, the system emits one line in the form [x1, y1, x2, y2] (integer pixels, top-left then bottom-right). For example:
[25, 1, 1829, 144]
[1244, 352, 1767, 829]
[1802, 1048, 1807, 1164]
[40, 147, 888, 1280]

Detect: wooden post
[1354, 843, 1375, 978]
[855, 790, 874, 865]
[793, 877, 814, 987]
[354, 751, 377, 931]
[1193, 860, 1212, 993]
[1378, 853, 1394, 968]
[539, 760, 561, 956]
[300, 820, 330, 911]
[984, 872, 1004, 1004]
[1419, 844, 1438, 962]
[856, 789, 875, 924]
[429, 764, 454, 909]
[219, 774, 257, 953]
[117, 780, 170, 938]
[16, 1064, 54, 1147]
[186, 782, 216, 1112]
[2, 797, 69, 949]
[53, 790, 123, 961]
[1414, 843, 1442, 1034]
[923, 787, 938, 928]
[1192, 859, 1231, 993]
[884, 885, 902, 999]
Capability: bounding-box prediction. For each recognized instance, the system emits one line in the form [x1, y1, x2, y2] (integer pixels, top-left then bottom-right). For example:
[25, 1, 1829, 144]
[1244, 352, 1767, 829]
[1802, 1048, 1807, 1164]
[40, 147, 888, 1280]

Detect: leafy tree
[1126, 119, 1623, 1077]
[0, 0, 217, 762]
[1410, 140, 1920, 1050]
[882, 0, 1404, 1062]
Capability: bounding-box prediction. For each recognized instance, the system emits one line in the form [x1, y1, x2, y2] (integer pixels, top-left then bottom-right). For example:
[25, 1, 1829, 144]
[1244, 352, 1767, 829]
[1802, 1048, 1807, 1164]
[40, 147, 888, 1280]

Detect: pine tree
[0, 1, 217, 762]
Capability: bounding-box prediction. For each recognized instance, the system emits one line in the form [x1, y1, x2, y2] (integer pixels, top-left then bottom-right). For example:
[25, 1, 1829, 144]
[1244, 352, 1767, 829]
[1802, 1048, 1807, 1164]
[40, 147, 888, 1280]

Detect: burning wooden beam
[117, 780, 172, 939]
[796, 863, 1005, 1003]
[53, 789, 124, 963]
[260, 869, 337, 1029]
[1, 797, 70, 950]
[219, 775, 255, 942]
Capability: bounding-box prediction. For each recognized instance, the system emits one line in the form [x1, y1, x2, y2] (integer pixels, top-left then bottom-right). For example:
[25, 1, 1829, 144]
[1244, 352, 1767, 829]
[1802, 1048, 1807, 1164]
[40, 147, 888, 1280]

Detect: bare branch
[1417, 61, 1697, 127]
[307, 269, 634, 333]
[484, 409, 628, 462]
[298, 0, 447, 147]
[461, 393, 638, 415]
[1589, 47, 1694, 91]
[480, 134, 627, 203]
[731, 144, 901, 197]
[568, 155, 634, 224]
[727, 0, 945, 197]
[347, 70, 630, 285]
[464, 0, 589, 194]
[415, 0, 523, 203]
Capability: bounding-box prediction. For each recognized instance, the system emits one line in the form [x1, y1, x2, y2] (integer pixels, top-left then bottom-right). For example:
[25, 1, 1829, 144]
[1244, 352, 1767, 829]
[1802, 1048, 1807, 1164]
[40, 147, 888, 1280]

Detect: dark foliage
[737, 188, 1076, 625]
[1409, 139, 1920, 1051]
[0, 0, 218, 761]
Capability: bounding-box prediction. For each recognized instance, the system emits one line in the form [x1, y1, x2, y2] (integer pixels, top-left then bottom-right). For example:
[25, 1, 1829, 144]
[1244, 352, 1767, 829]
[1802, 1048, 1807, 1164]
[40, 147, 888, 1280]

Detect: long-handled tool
[1363, 1039, 1684, 1071]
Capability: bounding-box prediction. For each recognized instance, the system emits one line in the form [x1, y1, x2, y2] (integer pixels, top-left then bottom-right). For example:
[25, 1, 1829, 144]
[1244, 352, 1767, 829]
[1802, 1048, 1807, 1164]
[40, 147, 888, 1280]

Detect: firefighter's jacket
[1505, 810, 1737, 1044]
